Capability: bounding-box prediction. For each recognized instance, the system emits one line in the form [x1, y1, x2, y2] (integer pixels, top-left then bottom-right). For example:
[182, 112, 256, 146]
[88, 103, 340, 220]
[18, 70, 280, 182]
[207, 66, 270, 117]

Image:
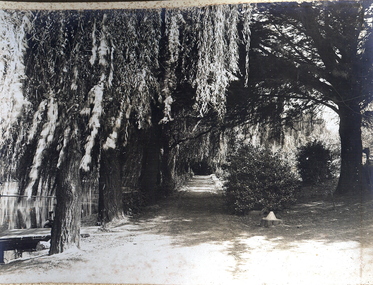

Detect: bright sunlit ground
[1, 176, 373, 285]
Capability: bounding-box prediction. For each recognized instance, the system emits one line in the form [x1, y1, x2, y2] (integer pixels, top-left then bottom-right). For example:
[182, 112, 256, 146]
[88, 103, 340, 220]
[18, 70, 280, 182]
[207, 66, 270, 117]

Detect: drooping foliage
[1, 5, 252, 193]
[160, 5, 252, 120]
[0, 5, 252, 251]
[0, 11, 31, 181]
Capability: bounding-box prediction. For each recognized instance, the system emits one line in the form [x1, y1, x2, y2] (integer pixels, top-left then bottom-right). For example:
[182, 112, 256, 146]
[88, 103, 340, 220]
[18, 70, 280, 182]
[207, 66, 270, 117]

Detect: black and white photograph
[0, 0, 372, 283]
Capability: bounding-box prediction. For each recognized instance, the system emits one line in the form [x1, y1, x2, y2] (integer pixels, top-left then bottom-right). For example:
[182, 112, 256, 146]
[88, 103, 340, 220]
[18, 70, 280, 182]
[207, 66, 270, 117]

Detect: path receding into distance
[1, 175, 372, 285]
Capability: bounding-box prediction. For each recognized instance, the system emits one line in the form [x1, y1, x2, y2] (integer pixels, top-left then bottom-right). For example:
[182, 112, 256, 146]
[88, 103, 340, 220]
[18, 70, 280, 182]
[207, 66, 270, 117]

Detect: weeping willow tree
[157, 5, 252, 181]
[0, 4, 252, 253]
[0, 11, 31, 182]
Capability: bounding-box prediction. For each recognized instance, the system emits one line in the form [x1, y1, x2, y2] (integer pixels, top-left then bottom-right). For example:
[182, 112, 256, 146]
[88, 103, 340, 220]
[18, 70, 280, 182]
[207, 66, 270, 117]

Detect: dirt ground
[1, 175, 373, 285]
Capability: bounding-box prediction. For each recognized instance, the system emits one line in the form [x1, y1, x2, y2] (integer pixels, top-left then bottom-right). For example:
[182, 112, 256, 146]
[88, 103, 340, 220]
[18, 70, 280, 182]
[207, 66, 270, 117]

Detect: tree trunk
[160, 141, 174, 197]
[98, 148, 124, 224]
[336, 103, 363, 194]
[139, 127, 162, 205]
[50, 135, 82, 254]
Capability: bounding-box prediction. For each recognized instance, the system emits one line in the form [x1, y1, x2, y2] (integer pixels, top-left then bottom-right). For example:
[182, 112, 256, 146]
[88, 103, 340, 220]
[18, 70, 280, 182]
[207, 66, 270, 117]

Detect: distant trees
[296, 141, 333, 184]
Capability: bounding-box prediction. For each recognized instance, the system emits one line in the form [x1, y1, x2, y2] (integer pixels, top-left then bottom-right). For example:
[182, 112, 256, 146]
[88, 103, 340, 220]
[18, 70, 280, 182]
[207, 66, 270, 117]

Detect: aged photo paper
[0, 0, 372, 284]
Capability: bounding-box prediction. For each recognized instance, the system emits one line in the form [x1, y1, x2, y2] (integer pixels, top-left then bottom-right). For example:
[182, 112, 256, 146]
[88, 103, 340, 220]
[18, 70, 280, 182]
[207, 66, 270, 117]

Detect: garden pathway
[1, 175, 372, 285]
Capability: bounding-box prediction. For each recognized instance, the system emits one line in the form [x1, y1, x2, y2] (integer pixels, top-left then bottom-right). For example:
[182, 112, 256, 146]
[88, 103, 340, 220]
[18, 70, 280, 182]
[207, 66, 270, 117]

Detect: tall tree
[242, 1, 373, 194]
[1, 5, 252, 252]
[21, 11, 88, 253]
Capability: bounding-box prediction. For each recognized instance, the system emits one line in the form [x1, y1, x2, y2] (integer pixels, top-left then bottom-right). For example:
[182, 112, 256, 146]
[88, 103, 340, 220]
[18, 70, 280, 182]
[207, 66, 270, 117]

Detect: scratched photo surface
[0, 0, 372, 284]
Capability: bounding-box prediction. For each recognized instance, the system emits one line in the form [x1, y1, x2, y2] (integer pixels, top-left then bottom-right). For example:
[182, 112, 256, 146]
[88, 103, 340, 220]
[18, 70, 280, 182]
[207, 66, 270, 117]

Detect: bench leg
[15, 250, 22, 259]
[0, 250, 4, 264]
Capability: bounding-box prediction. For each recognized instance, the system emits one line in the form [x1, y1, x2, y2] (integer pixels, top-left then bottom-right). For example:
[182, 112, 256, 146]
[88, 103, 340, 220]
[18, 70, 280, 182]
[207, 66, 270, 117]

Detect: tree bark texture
[98, 148, 124, 224]
[336, 103, 363, 194]
[160, 143, 174, 197]
[139, 127, 162, 205]
[49, 136, 82, 255]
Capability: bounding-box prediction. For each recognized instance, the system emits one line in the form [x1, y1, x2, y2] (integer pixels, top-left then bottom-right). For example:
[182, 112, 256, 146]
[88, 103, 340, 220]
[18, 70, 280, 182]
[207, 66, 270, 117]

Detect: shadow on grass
[130, 187, 373, 280]
[132, 188, 373, 251]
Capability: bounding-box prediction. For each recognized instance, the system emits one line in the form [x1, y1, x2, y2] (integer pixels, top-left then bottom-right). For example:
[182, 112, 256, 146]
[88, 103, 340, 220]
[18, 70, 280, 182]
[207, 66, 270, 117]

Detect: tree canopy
[228, 1, 373, 193]
[0, 4, 252, 252]
[0, 1, 372, 253]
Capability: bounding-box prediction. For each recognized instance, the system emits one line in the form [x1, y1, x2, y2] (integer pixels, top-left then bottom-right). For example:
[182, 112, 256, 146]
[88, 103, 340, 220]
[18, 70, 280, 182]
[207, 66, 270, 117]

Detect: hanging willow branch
[0, 11, 30, 133]
[2, 4, 252, 198]
[177, 4, 251, 118]
[0, 11, 32, 180]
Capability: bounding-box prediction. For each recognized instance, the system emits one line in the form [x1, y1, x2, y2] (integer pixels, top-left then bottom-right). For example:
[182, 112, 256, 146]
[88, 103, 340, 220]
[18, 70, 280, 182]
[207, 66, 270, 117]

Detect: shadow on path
[132, 175, 373, 250]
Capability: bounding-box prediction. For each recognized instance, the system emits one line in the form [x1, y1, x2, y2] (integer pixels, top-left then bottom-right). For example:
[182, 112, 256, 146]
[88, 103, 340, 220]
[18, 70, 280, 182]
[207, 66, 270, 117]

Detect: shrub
[296, 141, 333, 184]
[224, 144, 300, 215]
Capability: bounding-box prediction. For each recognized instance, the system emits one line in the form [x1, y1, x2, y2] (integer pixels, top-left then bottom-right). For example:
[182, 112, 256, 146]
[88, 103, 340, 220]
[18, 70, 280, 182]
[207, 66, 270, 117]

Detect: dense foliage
[1, 1, 372, 253]
[244, 1, 373, 194]
[224, 144, 300, 215]
[0, 5, 252, 193]
[296, 141, 333, 185]
[0, 5, 252, 252]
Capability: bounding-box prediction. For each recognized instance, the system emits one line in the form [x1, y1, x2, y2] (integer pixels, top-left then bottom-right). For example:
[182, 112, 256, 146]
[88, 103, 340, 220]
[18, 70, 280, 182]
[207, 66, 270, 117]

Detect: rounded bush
[224, 144, 300, 215]
[296, 141, 333, 184]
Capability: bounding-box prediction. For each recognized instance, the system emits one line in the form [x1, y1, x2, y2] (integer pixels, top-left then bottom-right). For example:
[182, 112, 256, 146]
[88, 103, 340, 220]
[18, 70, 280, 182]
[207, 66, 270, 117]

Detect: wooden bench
[0, 228, 91, 264]
[0, 228, 51, 263]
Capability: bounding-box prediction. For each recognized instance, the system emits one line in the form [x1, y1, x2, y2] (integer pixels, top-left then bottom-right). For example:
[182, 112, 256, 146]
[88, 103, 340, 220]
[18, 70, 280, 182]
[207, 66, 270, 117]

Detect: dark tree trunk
[50, 135, 82, 254]
[139, 127, 162, 205]
[17, 141, 37, 197]
[98, 148, 124, 224]
[336, 103, 363, 194]
[160, 139, 174, 197]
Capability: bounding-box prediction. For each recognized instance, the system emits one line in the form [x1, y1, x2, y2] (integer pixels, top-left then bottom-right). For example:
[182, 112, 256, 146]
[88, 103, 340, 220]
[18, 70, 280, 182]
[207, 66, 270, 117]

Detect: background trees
[296, 141, 333, 185]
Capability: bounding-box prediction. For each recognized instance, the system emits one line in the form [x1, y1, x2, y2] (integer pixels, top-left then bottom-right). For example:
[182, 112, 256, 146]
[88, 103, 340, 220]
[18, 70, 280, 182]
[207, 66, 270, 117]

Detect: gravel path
[1, 175, 372, 284]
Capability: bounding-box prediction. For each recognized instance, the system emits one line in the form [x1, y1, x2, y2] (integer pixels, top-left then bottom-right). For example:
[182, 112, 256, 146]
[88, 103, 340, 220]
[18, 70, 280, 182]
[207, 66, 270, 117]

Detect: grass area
[239, 178, 373, 248]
